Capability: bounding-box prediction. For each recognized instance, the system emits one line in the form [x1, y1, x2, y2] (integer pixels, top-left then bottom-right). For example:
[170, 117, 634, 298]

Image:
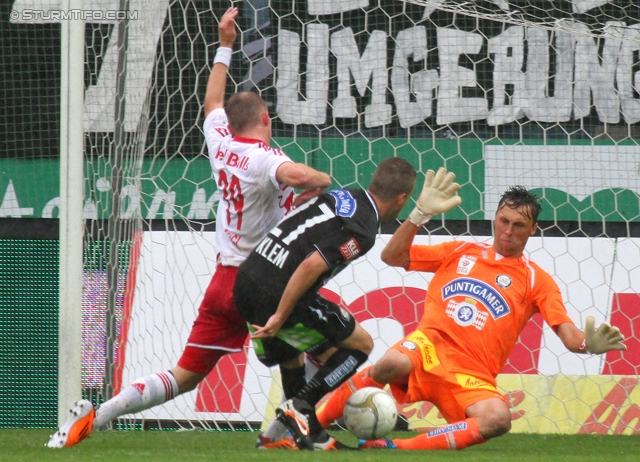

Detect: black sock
[280, 364, 306, 400]
[296, 348, 368, 406]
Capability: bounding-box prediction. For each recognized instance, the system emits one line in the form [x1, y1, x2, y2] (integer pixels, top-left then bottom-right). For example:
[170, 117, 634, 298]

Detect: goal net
[2, 0, 639, 434]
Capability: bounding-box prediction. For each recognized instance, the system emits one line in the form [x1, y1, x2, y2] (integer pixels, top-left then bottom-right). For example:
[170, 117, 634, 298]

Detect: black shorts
[234, 273, 356, 366]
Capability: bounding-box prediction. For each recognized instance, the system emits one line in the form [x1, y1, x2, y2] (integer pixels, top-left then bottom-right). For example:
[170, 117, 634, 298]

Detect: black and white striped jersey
[237, 188, 380, 297]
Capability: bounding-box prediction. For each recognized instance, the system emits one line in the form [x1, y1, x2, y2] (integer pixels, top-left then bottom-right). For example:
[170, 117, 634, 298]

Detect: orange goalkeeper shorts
[388, 329, 507, 423]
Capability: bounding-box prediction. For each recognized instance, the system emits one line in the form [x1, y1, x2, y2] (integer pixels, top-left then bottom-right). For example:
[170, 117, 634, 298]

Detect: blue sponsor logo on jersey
[329, 190, 357, 217]
[441, 277, 510, 319]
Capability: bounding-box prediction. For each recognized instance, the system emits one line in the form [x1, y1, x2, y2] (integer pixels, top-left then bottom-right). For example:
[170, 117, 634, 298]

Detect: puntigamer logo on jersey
[442, 278, 510, 320]
[445, 298, 489, 330]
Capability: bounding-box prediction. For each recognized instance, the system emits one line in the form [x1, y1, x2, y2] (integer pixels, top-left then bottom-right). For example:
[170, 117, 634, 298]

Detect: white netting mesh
[3, 0, 638, 433]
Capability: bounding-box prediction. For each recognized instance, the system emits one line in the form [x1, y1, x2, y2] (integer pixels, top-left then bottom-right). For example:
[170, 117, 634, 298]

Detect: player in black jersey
[234, 158, 459, 450]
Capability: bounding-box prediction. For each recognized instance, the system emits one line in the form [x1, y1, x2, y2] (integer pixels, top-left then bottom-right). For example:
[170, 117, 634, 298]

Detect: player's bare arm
[555, 322, 588, 353]
[276, 162, 331, 190]
[276, 162, 331, 201]
[204, 7, 238, 117]
[380, 219, 419, 270]
[382, 167, 461, 268]
[251, 251, 329, 339]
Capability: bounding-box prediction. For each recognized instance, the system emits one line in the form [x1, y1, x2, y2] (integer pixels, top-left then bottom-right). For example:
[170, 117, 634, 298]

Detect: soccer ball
[343, 387, 398, 440]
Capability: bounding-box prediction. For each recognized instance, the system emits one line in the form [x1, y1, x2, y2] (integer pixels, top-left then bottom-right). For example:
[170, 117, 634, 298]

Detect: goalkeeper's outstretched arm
[556, 317, 627, 354]
[381, 167, 461, 269]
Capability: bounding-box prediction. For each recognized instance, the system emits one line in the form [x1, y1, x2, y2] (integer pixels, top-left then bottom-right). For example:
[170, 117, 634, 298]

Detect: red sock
[394, 417, 485, 450]
[316, 366, 383, 428]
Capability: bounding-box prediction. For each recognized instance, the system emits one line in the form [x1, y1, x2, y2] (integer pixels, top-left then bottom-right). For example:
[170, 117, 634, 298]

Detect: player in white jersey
[47, 7, 331, 449]
[205, 108, 298, 265]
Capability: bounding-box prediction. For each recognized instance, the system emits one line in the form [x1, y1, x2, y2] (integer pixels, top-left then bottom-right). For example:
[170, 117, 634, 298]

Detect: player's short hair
[368, 157, 417, 201]
[498, 185, 542, 223]
[225, 92, 268, 134]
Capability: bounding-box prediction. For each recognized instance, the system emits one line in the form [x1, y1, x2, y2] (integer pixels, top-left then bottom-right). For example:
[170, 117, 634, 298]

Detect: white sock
[94, 371, 179, 428]
[262, 418, 288, 441]
[304, 356, 321, 381]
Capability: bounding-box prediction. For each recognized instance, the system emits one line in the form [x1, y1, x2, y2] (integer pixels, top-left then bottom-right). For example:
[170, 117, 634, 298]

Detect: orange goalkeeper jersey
[409, 240, 573, 384]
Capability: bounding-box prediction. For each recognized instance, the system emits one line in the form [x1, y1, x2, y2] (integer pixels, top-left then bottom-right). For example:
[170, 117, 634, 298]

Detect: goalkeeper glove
[583, 316, 627, 354]
[409, 167, 462, 226]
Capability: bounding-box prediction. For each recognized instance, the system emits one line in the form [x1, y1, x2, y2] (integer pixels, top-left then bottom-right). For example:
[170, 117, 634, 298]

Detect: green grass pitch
[1, 429, 638, 461]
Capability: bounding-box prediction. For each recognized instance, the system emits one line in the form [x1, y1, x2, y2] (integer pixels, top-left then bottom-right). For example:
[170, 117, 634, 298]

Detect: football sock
[94, 371, 179, 428]
[296, 348, 368, 407]
[316, 365, 383, 428]
[263, 357, 321, 441]
[261, 418, 289, 441]
[281, 364, 306, 399]
[393, 417, 485, 450]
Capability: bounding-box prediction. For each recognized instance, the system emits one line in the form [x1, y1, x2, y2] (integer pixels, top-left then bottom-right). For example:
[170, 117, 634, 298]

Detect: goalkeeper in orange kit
[317, 181, 627, 451]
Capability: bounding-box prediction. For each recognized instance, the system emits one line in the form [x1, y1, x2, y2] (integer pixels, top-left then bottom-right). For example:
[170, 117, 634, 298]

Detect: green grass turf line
[0, 429, 638, 461]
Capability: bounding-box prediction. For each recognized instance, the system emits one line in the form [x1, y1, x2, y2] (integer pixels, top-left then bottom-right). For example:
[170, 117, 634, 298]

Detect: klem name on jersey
[441, 277, 510, 319]
[255, 236, 289, 268]
[214, 149, 250, 171]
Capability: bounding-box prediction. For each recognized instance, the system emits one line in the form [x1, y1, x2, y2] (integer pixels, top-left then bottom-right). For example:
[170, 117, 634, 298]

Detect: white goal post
[57, 0, 84, 425]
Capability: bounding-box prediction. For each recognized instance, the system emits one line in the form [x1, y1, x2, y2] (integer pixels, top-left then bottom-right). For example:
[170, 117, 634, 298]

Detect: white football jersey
[203, 108, 295, 266]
